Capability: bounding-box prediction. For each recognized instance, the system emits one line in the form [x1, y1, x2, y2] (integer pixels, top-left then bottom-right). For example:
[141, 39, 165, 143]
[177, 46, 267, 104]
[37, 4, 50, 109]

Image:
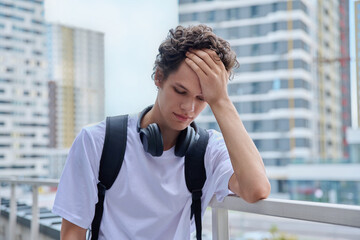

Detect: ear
[154, 68, 164, 88]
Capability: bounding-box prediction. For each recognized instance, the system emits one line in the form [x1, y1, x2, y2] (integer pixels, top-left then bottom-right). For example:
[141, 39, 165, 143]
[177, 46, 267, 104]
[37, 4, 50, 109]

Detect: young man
[53, 25, 270, 239]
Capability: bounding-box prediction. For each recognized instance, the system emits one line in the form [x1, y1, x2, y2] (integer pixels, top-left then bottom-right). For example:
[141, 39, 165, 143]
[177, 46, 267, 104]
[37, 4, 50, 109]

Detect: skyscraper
[338, 0, 351, 158]
[316, 0, 343, 161]
[179, 0, 355, 203]
[47, 24, 105, 149]
[179, 0, 346, 164]
[180, 0, 336, 165]
[0, 0, 49, 177]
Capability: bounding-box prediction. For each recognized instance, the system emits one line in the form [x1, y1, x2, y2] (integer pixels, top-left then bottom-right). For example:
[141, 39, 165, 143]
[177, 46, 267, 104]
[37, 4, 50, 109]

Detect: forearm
[61, 218, 87, 240]
[210, 98, 270, 202]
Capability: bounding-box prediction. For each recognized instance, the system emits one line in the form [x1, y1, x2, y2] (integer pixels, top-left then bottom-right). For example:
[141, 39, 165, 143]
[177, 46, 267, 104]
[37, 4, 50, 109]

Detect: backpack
[90, 114, 209, 240]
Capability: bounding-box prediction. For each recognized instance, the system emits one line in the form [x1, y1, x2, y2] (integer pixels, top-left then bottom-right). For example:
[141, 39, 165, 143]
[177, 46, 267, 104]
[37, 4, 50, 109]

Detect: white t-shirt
[53, 114, 234, 240]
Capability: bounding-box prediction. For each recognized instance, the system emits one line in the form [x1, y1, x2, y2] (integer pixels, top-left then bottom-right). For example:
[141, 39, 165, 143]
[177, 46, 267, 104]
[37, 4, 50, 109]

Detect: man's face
[155, 61, 207, 131]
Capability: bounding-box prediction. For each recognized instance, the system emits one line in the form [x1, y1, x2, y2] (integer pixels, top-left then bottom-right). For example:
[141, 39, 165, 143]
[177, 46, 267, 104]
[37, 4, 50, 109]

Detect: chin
[172, 121, 191, 131]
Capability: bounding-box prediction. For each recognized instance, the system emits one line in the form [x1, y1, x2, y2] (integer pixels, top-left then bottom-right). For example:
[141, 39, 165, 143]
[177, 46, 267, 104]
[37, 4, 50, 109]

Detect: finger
[203, 49, 223, 66]
[186, 51, 212, 75]
[184, 57, 207, 80]
[190, 49, 222, 71]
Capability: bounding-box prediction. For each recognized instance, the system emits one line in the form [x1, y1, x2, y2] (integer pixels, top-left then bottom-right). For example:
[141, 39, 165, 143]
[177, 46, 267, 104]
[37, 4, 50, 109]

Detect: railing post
[31, 185, 39, 240]
[212, 208, 229, 240]
[9, 182, 16, 240]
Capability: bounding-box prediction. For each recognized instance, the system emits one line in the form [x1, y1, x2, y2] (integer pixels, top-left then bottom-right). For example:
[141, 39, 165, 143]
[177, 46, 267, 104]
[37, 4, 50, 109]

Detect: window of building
[207, 10, 215, 22]
[272, 22, 278, 31]
[251, 44, 259, 55]
[251, 24, 260, 36]
[0, 2, 14, 8]
[17, 6, 35, 13]
[251, 5, 259, 17]
[272, 2, 278, 12]
[0, 13, 24, 22]
[273, 78, 281, 90]
[227, 8, 239, 20]
[192, 12, 198, 21]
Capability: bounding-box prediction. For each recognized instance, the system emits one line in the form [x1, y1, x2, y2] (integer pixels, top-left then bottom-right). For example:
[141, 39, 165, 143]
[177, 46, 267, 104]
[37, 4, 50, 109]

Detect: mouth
[173, 112, 192, 122]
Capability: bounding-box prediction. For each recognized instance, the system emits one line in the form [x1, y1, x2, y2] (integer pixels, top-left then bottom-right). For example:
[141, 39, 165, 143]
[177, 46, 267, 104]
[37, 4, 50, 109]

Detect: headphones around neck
[137, 105, 199, 157]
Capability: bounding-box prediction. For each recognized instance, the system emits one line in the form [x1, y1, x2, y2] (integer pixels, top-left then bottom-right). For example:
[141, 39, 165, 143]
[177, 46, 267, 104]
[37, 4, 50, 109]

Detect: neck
[141, 102, 180, 151]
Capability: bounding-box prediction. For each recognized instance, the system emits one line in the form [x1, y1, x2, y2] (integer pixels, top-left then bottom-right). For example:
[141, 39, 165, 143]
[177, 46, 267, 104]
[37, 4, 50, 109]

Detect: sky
[44, 0, 178, 116]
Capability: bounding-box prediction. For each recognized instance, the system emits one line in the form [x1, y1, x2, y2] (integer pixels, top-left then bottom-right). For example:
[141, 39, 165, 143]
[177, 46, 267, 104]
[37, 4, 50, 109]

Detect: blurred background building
[0, 0, 105, 178]
[46, 23, 105, 149]
[339, 0, 352, 159]
[0, 0, 49, 177]
[179, 0, 360, 205]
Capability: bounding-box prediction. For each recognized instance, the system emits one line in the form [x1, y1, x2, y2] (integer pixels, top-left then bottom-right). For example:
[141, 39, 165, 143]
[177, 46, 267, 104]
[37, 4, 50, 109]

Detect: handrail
[209, 194, 360, 239]
[1, 178, 360, 240]
[0, 177, 59, 186]
[0, 178, 59, 240]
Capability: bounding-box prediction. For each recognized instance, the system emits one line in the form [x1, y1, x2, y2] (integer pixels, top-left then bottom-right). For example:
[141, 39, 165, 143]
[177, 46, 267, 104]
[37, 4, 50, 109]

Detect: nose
[180, 98, 195, 113]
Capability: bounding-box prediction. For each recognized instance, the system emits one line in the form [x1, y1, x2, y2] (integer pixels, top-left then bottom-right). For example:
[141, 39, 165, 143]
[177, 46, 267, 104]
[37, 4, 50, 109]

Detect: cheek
[195, 102, 207, 114]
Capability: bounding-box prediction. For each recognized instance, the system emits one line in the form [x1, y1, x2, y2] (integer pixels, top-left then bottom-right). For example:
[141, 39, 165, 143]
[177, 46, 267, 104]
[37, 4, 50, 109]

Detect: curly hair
[152, 25, 239, 81]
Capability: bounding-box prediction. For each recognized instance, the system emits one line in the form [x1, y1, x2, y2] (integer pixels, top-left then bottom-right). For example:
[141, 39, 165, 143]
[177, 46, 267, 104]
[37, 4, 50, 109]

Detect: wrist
[209, 97, 233, 113]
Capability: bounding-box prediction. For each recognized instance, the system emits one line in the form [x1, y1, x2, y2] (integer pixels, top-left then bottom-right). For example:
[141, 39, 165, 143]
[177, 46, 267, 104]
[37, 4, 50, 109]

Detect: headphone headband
[137, 105, 198, 133]
[137, 105, 199, 157]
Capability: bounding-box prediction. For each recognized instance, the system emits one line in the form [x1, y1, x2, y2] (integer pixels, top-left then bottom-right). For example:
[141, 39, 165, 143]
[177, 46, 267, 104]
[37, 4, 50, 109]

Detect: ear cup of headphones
[139, 123, 164, 157]
[175, 126, 197, 157]
[137, 105, 200, 157]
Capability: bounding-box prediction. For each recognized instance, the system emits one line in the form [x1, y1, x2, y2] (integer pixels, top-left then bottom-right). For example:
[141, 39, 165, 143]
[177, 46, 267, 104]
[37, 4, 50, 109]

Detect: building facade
[179, 0, 352, 202]
[179, 0, 329, 165]
[338, 0, 351, 158]
[179, 0, 345, 164]
[47, 24, 105, 149]
[0, 0, 49, 177]
[316, 0, 343, 161]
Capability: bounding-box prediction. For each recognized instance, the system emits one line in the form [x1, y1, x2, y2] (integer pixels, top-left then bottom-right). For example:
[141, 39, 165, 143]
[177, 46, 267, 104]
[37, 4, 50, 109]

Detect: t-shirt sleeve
[204, 130, 234, 203]
[52, 123, 104, 229]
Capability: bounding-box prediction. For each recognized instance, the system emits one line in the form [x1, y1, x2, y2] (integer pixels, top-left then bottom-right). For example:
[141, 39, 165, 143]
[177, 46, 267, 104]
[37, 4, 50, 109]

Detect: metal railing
[209, 194, 360, 239]
[0, 178, 59, 240]
[1, 178, 360, 240]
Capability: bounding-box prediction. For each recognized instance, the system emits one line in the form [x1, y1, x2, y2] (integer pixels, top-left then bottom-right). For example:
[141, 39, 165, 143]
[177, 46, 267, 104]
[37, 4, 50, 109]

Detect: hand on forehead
[188, 49, 221, 64]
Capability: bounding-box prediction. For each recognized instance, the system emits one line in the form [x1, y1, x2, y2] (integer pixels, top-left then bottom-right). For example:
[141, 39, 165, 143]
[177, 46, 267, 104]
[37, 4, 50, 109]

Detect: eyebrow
[174, 83, 188, 91]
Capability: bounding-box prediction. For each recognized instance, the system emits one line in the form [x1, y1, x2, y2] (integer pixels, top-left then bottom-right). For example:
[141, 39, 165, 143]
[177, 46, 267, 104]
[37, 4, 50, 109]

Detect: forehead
[166, 61, 202, 94]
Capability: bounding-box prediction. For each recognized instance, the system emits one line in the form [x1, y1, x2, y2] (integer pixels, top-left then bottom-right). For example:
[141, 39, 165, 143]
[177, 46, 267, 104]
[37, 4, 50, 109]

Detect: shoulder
[79, 120, 106, 145]
[79, 114, 137, 144]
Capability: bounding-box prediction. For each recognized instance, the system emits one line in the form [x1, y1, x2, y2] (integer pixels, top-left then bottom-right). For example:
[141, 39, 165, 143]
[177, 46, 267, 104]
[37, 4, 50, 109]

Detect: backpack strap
[91, 115, 128, 240]
[185, 127, 209, 240]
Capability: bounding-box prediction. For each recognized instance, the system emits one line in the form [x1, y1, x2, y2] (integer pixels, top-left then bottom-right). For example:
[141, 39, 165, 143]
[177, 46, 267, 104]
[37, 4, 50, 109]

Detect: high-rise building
[0, 0, 49, 177]
[47, 24, 105, 149]
[355, 0, 360, 127]
[179, 0, 345, 164]
[316, 0, 343, 161]
[338, 0, 351, 159]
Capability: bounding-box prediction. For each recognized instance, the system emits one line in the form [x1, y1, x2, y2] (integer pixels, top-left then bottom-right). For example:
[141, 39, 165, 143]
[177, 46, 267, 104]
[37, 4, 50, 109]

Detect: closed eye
[174, 87, 186, 95]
